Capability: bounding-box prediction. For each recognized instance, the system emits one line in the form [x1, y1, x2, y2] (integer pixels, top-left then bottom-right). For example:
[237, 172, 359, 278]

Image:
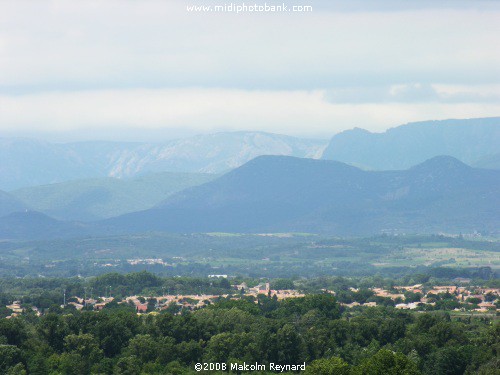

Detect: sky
[0, 0, 499, 141]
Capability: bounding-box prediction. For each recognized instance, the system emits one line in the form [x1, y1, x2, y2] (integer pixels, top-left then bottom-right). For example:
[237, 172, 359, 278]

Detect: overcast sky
[0, 0, 499, 141]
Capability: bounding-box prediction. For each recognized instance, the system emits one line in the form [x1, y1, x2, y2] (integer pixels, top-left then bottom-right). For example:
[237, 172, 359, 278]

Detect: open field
[0, 233, 498, 279]
[377, 246, 500, 269]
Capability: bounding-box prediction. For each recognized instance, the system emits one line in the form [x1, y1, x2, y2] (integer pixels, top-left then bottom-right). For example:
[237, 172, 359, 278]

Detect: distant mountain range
[473, 152, 500, 170]
[0, 211, 89, 240]
[0, 190, 27, 217]
[104, 155, 500, 236]
[1, 117, 499, 239]
[321, 117, 500, 170]
[0, 155, 498, 239]
[2, 118, 499, 192]
[11, 172, 217, 221]
[0, 132, 326, 190]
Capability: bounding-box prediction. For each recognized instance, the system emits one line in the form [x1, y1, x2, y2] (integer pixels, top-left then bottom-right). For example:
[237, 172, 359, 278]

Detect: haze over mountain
[0, 211, 90, 240]
[473, 152, 500, 170]
[12, 172, 217, 221]
[1, 155, 498, 240]
[2, 117, 498, 192]
[321, 117, 500, 170]
[0, 190, 27, 217]
[105, 155, 500, 236]
[0, 132, 326, 190]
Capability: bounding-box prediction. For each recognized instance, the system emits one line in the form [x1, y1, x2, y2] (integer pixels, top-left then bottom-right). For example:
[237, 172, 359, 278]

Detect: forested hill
[106, 155, 500, 235]
[1, 155, 498, 239]
[11, 172, 217, 221]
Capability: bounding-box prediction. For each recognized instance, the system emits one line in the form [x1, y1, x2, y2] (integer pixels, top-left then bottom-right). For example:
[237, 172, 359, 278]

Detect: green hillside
[106, 155, 500, 236]
[12, 172, 217, 221]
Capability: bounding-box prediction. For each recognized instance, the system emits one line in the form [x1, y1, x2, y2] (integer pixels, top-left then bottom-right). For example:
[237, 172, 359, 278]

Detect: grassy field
[0, 234, 498, 278]
[377, 246, 499, 269]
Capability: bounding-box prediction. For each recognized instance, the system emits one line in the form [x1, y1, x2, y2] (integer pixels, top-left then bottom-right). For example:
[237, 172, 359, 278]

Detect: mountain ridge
[1, 155, 498, 239]
[104, 155, 500, 236]
[321, 117, 500, 170]
[0, 132, 327, 190]
[12, 171, 218, 221]
[0, 190, 28, 217]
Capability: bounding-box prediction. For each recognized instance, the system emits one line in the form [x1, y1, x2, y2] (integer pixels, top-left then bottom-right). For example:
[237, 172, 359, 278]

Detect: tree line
[0, 292, 498, 374]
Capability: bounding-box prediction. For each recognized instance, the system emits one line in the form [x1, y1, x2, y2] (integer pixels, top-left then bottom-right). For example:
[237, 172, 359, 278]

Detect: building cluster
[59, 282, 305, 314]
[126, 258, 168, 266]
[5, 302, 40, 319]
[364, 284, 499, 312]
[3, 282, 498, 319]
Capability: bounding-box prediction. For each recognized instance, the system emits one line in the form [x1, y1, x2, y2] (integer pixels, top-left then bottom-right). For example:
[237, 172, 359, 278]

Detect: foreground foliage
[0, 293, 498, 374]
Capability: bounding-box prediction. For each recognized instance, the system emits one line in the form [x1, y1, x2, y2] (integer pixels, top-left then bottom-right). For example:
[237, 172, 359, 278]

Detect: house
[395, 302, 419, 310]
[478, 301, 496, 309]
[469, 294, 486, 302]
[432, 286, 457, 294]
[6, 303, 23, 314]
[234, 282, 248, 291]
[84, 298, 97, 306]
[258, 283, 270, 293]
[344, 302, 360, 308]
[68, 302, 84, 310]
[94, 303, 106, 311]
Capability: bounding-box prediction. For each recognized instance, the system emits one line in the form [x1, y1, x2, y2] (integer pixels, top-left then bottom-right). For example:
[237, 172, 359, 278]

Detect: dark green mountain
[105, 155, 500, 235]
[321, 117, 500, 170]
[12, 172, 217, 221]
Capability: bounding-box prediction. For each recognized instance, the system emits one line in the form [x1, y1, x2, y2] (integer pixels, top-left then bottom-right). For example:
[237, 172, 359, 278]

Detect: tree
[37, 314, 70, 352]
[124, 334, 159, 364]
[114, 356, 141, 375]
[379, 318, 407, 345]
[175, 340, 204, 365]
[6, 363, 27, 375]
[147, 298, 157, 312]
[204, 332, 237, 363]
[0, 345, 23, 374]
[57, 353, 88, 375]
[305, 357, 350, 375]
[276, 324, 306, 364]
[271, 279, 295, 290]
[424, 346, 473, 375]
[404, 292, 422, 303]
[94, 315, 134, 357]
[466, 297, 481, 305]
[63, 333, 103, 373]
[0, 319, 27, 346]
[354, 349, 421, 375]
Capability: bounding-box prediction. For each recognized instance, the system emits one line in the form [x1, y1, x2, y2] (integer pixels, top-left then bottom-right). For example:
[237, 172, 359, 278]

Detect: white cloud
[325, 84, 500, 104]
[0, 1, 498, 138]
[0, 1, 499, 90]
[1, 88, 499, 139]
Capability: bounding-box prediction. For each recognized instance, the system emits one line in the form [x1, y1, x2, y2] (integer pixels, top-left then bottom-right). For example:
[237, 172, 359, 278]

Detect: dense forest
[1, 287, 499, 374]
